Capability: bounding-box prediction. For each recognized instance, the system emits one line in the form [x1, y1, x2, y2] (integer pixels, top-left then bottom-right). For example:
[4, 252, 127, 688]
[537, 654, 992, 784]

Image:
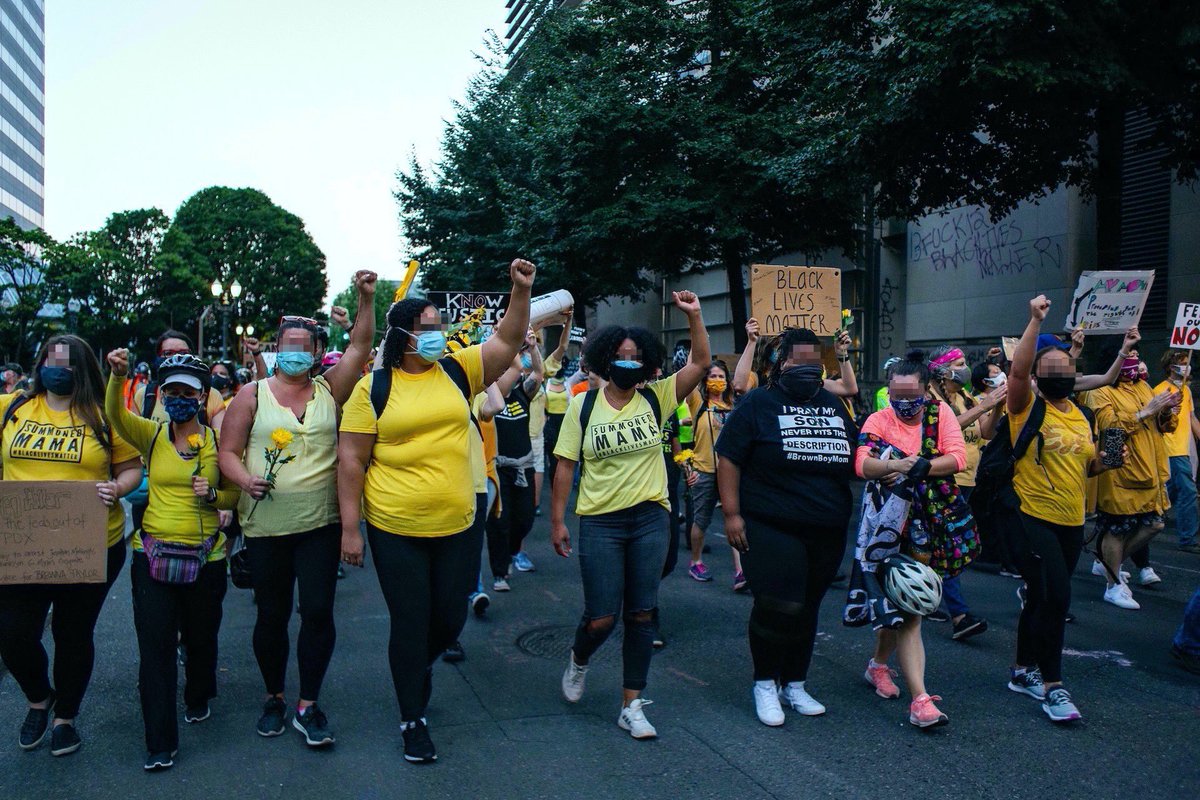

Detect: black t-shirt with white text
[715, 385, 856, 529]
[495, 383, 533, 459]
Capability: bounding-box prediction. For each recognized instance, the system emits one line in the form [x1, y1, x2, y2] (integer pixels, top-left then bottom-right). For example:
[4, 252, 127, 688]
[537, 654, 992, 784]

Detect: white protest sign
[1171, 303, 1200, 350]
[1064, 270, 1155, 334]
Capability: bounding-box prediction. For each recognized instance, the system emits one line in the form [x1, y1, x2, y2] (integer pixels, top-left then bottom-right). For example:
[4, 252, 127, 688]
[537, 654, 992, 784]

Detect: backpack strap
[143, 423, 165, 473]
[369, 368, 391, 419]
[142, 382, 158, 418]
[1011, 397, 1047, 463]
[1, 393, 31, 430]
[370, 358, 481, 435]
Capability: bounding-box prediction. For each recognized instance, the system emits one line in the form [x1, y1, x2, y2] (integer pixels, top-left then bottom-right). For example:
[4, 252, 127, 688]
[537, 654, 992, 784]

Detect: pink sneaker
[909, 693, 948, 728]
[688, 562, 713, 582]
[864, 663, 900, 699]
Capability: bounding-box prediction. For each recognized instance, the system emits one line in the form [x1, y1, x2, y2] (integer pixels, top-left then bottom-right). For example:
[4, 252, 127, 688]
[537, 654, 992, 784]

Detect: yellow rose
[271, 428, 293, 450]
[187, 433, 203, 450]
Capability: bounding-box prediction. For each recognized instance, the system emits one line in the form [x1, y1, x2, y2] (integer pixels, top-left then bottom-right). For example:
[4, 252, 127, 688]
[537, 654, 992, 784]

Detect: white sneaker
[492, 577, 511, 592]
[561, 652, 587, 703]
[1103, 582, 1140, 610]
[752, 681, 784, 726]
[617, 698, 657, 739]
[1138, 567, 1162, 586]
[1091, 560, 1129, 581]
[780, 681, 826, 716]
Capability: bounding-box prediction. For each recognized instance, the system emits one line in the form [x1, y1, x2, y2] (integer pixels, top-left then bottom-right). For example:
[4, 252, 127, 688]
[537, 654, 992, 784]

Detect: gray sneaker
[1042, 687, 1082, 722]
[561, 651, 588, 703]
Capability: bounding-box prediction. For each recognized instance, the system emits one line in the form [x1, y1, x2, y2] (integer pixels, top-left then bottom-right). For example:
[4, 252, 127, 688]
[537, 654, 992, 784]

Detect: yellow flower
[673, 449, 695, 466]
[842, 308, 852, 320]
[271, 428, 293, 450]
[187, 433, 203, 451]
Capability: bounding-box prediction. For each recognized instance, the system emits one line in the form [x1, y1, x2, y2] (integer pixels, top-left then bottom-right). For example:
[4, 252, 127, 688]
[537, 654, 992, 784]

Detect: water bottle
[528, 289, 574, 329]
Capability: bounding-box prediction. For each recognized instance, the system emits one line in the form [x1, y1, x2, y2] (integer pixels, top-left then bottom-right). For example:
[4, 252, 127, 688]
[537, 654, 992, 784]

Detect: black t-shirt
[494, 383, 533, 458]
[715, 385, 856, 528]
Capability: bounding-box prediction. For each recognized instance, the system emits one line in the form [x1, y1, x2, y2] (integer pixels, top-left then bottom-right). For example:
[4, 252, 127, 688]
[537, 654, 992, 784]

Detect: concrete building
[0, 0, 43, 230]
[504, 0, 581, 62]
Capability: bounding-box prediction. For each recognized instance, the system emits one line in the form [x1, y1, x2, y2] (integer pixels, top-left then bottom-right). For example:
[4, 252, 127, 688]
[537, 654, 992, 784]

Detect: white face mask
[1171, 364, 1191, 381]
[983, 372, 1007, 390]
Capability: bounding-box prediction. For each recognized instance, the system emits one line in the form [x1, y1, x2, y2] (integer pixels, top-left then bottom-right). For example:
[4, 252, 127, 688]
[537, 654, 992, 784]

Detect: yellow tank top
[546, 382, 570, 415]
[238, 376, 339, 537]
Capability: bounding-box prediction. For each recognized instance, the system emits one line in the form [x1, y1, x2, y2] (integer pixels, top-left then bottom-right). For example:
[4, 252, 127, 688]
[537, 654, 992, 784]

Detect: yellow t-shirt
[530, 385, 548, 438]
[1, 392, 140, 547]
[553, 376, 678, 516]
[940, 389, 983, 488]
[687, 392, 732, 474]
[106, 377, 238, 560]
[341, 347, 486, 536]
[1154, 380, 1195, 459]
[1089, 382, 1172, 516]
[1010, 399, 1095, 527]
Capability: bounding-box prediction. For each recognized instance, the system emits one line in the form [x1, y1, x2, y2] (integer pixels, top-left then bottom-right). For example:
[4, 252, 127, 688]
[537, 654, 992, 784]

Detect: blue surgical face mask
[163, 395, 201, 423]
[39, 366, 75, 396]
[400, 329, 446, 364]
[276, 351, 315, 377]
[890, 396, 927, 420]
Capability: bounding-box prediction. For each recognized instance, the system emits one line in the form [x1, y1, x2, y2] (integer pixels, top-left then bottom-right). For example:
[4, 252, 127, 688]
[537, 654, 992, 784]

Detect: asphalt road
[1, 491, 1198, 800]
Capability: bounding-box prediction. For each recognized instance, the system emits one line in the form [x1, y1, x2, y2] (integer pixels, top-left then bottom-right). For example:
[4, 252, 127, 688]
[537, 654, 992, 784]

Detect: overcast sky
[45, 0, 507, 304]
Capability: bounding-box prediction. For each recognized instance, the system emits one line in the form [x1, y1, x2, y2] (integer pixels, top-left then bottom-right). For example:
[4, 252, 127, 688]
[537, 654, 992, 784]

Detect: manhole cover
[515, 624, 619, 663]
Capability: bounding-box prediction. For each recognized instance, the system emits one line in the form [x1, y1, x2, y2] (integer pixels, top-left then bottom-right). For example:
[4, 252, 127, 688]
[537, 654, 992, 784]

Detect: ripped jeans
[572, 502, 669, 691]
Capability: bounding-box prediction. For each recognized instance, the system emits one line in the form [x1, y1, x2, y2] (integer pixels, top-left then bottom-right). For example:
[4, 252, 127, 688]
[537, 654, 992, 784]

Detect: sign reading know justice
[1171, 302, 1200, 350]
[751, 265, 842, 337]
[1064, 270, 1155, 334]
[0, 481, 108, 585]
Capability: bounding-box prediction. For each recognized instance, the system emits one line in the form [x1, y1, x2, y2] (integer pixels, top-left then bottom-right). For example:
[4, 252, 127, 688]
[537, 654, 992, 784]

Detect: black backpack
[369, 356, 480, 433]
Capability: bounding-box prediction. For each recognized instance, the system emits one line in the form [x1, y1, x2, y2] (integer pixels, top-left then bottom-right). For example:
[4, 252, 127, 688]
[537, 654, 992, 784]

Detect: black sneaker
[402, 718, 437, 763]
[292, 704, 334, 747]
[49, 723, 81, 757]
[442, 642, 466, 663]
[926, 609, 951, 623]
[184, 703, 210, 724]
[471, 592, 490, 617]
[18, 693, 53, 750]
[144, 750, 176, 771]
[256, 697, 287, 737]
[951, 614, 988, 641]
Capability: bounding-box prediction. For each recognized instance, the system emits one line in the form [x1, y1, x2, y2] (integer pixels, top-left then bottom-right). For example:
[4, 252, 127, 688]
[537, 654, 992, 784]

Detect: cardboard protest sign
[1064, 270, 1155, 334]
[0, 481, 108, 585]
[1001, 337, 1020, 361]
[750, 265, 842, 337]
[1171, 303, 1200, 350]
[426, 291, 509, 338]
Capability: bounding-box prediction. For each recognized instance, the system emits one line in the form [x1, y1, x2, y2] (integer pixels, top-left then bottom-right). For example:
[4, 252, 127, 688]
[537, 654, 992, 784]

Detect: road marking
[1153, 562, 1200, 576]
[666, 667, 709, 687]
[1062, 648, 1133, 667]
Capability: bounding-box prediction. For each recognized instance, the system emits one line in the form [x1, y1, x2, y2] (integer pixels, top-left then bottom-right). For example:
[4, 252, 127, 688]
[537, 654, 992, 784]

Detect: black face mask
[1037, 375, 1075, 400]
[210, 374, 230, 391]
[778, 364, 824, 401]
[609, 363, 646, 391]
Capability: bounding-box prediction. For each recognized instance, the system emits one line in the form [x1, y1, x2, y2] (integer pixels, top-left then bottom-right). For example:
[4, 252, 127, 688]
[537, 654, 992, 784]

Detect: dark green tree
[330, 277, 398, 347]
[160, 187, 328, 336]
[0, 218, 55, 367]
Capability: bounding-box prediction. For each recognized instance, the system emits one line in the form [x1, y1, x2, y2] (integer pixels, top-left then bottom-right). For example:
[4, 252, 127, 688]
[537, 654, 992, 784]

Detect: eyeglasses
[281, 315, 320, 328]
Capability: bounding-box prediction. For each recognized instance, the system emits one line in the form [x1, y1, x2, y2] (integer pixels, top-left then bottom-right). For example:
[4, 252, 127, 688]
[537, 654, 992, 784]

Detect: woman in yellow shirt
[685, 361, 737, 585]
[105, 351, 239, 771]
[550, 290, 709, 740]
[1004, 296, 1119, 724]
[218, 270, 378, 748]
[1088, 346, 1179, 610]
[337, 259, 535, 764]
[0, 335, 142, 757]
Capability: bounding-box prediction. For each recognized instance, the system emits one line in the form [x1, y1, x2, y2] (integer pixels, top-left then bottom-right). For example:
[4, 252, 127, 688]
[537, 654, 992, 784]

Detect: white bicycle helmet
[881, 553, 943, 616]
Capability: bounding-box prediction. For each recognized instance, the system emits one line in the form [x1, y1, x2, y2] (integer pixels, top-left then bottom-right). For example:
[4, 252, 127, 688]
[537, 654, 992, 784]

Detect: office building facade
[504, 0, 580, 60]
[0, 0, 43, 230]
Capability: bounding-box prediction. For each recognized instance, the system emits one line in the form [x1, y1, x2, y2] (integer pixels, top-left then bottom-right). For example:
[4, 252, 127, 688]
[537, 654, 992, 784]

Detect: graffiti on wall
[910, 207, 1063, 280]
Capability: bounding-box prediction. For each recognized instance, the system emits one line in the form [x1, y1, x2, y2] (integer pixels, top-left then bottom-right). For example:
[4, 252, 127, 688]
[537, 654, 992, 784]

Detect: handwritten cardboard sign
[1171, 303, 1200, 350]
[0, 481, 108, 585]
[1064, 270, 1155, 335]
[751, 266, 842, 337]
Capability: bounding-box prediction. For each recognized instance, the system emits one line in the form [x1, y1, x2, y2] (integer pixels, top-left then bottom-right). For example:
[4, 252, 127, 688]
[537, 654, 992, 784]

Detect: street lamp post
[210, 278, 243, 362]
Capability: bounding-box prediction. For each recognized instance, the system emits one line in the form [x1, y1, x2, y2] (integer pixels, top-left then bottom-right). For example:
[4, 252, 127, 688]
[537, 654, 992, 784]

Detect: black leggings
[131, 552, 227, 752]
[0, 541, 126, 719]
[485, 466, 534, 579]
[245, 524, 340, 701]
[739, 518, 845, 683]
[1010, 512, 1083, 684]
[368, 495, 485, 721]
[544, 411, 564, 478]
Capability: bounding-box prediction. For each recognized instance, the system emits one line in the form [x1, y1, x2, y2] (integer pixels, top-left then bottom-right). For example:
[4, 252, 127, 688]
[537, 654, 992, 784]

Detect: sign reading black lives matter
[426, 291, 510, 337]
[0, 481, 107, 585]
[750, 265, 842, 337]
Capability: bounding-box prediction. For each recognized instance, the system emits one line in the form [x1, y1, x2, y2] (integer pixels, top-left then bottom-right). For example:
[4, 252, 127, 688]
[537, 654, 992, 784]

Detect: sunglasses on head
[281, 315, 319, 327]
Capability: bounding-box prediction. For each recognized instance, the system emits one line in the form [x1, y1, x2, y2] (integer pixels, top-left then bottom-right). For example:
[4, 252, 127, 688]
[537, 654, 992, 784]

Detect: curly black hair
[582, 325, 665, 380]
[381, 298, 437, 370]
[766, 328, 822, 387]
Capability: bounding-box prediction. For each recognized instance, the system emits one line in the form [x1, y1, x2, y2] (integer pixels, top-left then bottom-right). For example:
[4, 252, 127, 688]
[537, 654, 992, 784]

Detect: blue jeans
[1174, 587, 1200, 656]
[1167, 456, 1199, 546]
[572, 501, 669, 691]
[942, 574, 969, 617]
